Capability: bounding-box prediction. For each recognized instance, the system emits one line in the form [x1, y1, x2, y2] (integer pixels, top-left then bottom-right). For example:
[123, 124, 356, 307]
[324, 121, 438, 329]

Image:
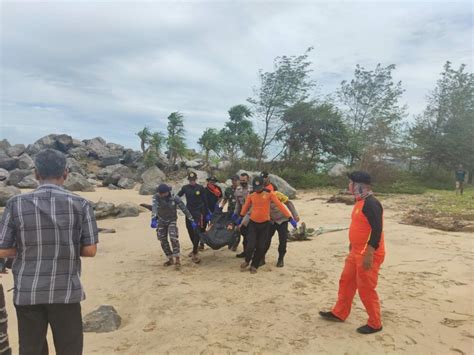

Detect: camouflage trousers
[157, 222, 180, 257]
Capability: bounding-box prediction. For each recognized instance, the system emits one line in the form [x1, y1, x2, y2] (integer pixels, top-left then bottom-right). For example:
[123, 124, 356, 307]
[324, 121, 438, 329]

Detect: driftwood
[288, 222, 348, 241]
[98, 228, 116, 234]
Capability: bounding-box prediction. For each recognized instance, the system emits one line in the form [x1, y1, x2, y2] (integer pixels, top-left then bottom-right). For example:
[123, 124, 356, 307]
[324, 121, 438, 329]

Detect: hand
[191, 221, 199, 230]
[362, 251, 374, 270]
[150, 217, 158, 229]
[289, 217, 297, 229]
[236, 217, 243, 226]
[294, 216, 300, 222]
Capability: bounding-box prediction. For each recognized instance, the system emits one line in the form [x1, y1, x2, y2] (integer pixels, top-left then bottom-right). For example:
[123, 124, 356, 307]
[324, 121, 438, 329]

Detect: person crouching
[151, 184, 198, 270]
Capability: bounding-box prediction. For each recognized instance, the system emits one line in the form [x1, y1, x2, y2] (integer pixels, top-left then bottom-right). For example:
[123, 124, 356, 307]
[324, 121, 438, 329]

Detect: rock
[7, 144, 26, 157]
[236, 170, 297, 199]
[64, 172, 95, 192]
[98, 164, 134, 186]
[17, 176, 39, 189]
[120, 150, 142, 166]
[83, 305, 121, 333]
[328, 163, 347, 177]
[217, 160, 231, 170]
[18, 154, 35, 170]
[71, 139, 84, 147]
[26, 134, 74, 155]
[84, 137, 122, 160]
[7, 169, 34, 187]
[68, 147, 89, 160]
[116, 203, 140, 218]
[93, 202, 119, 219]
[0, 169, 9, 182]
[99, 155, 122, 167]
[0, 186, 21, 207]
[117, 177, 136, 189]
[87, 178, 100, 186]
[139, 166, 166, 195]
[66, 158, 87, 176]
[107, 184, 119, 190]
[0, 139, 11, 152]
[0, 152, 18, 171]
[184, 159, 203, 169]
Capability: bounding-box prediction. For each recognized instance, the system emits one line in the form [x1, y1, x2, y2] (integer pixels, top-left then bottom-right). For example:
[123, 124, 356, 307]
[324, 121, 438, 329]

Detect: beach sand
[2, 187, 473, 354]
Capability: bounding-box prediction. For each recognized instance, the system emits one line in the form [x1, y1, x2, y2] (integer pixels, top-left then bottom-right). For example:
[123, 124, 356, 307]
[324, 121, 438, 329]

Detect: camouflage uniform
[152, 193, 195, 257]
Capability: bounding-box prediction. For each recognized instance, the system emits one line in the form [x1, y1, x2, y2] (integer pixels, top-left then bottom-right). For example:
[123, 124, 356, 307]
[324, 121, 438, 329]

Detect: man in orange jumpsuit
[237, 176, 296, 274]
[320, 171, 385, 334]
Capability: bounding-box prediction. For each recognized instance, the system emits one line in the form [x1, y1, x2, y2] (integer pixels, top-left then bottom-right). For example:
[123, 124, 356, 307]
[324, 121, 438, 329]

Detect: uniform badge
[196, 191, 200, 195]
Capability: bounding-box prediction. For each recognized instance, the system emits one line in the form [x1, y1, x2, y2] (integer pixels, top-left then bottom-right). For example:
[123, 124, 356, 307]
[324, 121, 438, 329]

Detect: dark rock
[0, 186, 21, 207]
[83, 305, 121, 333]
[68, 147, 89, 160]
[92, 202, 119, 219]
[64, 172, 95, 192]
[18, 154, 35, 170]
[0, 152, 18, 171]
[17, 176, 39, 189]
[7, 144, 26, 157]
[116, 203, 140, 218]
[117, 177, 136, 189]
[140, 203, 152, 211]
[0, 139, 11, 152]
[8, 169, 34, 187]
[99, 155, 122, 167]
[84, 137, 110, 159]
[0, 169, 9, 182]
[120, 150, 143, 167]
[107, 184, 119, 190]
[66, 158, 87, 176]
[26, 134, 74, 155]
[97, 164, 134, 186]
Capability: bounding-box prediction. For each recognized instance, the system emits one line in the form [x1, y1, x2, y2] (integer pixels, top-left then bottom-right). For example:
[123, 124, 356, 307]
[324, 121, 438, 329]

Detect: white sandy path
[2, 188, 473, 354]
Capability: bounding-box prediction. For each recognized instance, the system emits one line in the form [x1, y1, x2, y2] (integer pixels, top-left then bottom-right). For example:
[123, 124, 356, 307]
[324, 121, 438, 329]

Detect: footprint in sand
[299, 313, 311, 322]
[441, 318, 467, 328]
[142, 321, 156, 332]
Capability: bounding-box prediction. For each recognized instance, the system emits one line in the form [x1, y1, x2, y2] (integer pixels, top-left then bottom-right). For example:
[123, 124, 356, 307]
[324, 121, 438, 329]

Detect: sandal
[163, 259, 174, 267]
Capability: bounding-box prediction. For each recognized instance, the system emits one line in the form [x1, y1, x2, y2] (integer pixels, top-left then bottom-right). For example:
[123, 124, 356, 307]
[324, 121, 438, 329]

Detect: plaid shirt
[0, 184, 98, 306]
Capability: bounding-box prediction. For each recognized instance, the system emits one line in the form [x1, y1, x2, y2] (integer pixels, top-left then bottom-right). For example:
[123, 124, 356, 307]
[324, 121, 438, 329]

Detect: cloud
[1, 1, 471, 150]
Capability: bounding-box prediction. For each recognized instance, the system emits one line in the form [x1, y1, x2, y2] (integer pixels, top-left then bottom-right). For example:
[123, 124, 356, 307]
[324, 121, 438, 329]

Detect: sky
[1, 0, 472, 151]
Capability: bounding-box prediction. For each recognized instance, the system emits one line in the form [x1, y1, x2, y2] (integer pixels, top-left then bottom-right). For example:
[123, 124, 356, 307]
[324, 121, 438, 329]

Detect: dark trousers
[186, 216, 205, 254]
[233, 224, 248, 251]
[0, 285, 11, 355]
[264, 221, 289, 259]
[15, 303, 83, 355]
[245, 221, 270, 268]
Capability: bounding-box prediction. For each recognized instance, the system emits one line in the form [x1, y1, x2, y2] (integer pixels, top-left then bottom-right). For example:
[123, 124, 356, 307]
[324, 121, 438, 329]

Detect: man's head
[260, 171, 270, 185]
[231, 175, 239, 188]
[239, 173, 250, 187]
[34, 149, 68, 185]
[252, 176, 265, 193]
[207, 176, 218, 186]
[188, 171, 197, 185]
[347, 171, 371, 194]
[459, 164, 463, 169]
[157, 183, 171, 197]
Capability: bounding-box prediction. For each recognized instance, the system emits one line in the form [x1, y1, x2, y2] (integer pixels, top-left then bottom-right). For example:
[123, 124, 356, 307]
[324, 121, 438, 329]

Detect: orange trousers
[332, 251, 385, 329]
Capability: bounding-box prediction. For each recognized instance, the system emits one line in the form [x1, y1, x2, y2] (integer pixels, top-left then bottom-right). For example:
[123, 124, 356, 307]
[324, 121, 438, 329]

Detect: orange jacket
[349, 199, 385, 256]
[240, 191, 291, 223]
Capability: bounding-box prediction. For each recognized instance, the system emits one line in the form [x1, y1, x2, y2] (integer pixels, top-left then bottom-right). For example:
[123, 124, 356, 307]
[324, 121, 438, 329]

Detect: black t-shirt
[177, 184, 208, 215]
[205, 185, 223, 212]
[362, 196, 383, 250]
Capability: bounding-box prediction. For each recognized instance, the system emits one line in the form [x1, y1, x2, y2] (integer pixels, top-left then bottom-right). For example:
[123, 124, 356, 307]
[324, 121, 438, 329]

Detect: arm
[234, 192, 242, 216]
[80, 201, 99, 257]
[285, 201, 299, 221]
[240, 194, 252, 217]
[0, 200, 17, 253]
[362, 198, 383, 250]
[177, 187, 185, 198]
[152, 194, 158, 217]
[175, 196, 194, 222]
[270, 193, 291, 218]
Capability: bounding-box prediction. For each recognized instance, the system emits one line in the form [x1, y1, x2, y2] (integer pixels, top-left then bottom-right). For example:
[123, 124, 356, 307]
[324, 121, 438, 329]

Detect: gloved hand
[150, 217, 158, 229]
[191, 221, 199, 230]
[236, 217, 243, 226]
[289, 217, 297, 229]
[205, 212, 213, 223]
[231, 213, 238, 222]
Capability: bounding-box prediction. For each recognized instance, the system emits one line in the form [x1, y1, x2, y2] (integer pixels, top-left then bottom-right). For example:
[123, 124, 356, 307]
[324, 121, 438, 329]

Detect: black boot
[276, 257, 284, 267]
[236, 252, 245, 258]
[356, 325, 383, 334]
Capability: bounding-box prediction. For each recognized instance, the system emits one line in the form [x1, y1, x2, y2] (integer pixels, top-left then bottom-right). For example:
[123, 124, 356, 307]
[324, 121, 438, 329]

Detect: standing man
[319, 171, 385, 335]
[0, 148, 98, 354]
[233, 173, 252, 257]
[204, 176, 223, 217]
[220, 175, 239, 214]
[455, 164, 467, 195]
[263, 191, 299, 267]
[177, 171, 208, 263]
[237, 177, 295, 274]
[260, 171, 278, 192]
[151, 184, 198, 269]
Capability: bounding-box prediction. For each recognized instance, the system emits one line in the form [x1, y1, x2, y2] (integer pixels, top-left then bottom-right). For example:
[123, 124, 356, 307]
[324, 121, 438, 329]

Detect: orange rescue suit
[240, 191, 291, 223]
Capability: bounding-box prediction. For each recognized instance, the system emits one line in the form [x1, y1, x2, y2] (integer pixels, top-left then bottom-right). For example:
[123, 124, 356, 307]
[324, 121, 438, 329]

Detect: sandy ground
[1, 187, 473, 354]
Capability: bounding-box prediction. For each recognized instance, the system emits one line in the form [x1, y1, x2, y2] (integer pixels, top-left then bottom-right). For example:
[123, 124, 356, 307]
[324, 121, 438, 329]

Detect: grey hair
[34, 149, 67, 179]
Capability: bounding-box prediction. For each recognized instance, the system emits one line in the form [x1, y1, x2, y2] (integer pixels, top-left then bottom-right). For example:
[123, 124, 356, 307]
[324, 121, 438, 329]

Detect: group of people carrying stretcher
[151, 171, 299, 273]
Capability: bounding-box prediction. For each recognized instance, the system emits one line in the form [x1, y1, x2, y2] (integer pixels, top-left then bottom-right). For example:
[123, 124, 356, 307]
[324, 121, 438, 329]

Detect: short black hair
[34, 149, 67, 179]
[240, 172, 250, 178]
[260, 171, 269, 178]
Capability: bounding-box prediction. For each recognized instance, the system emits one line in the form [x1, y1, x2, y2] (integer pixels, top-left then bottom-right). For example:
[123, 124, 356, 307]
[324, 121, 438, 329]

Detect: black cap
[207, 176, 218, 182]
[252, 176, 265, 191]
[347, 171, 372, 184]
[260, 171, 269, 178]
[157, 184, 171, 193]
[231, 175, 239, 181]
[187, 171, 197, 180]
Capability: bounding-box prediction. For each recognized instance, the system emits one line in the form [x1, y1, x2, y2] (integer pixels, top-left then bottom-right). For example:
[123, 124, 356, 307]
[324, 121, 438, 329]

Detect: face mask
[240, 182, 248, 187]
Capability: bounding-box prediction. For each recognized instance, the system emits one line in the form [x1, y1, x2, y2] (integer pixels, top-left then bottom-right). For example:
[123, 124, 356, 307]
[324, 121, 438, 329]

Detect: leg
[251, 222, 270, 269]
[157, 224, 173, 259]
[47, 303, 83, 355]
[15, 305, 49, 355]
[0, 285, 11, 355]
[244, 222, 258, 264]
[236, 225, 249, 257]
[356, 254, 384, 329]
[276, 222, 288, 266]
[168, 222, 180, 257]
[263, 223, 277, 256]
[460, 181, 464, 195]
[186, 219, 200, 255]
[331, 253, 358, 321]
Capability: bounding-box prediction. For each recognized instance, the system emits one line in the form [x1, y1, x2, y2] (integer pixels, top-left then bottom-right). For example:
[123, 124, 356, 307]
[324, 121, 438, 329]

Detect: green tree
[248, 48, 316, 166]
[281, 101, 349, 171]
[411, 62, 474, 179]
[166, 112, 187, 169]
[337, 64, 406, 164]
[136, 127, 152, 153]
[198, 128, 222, 167]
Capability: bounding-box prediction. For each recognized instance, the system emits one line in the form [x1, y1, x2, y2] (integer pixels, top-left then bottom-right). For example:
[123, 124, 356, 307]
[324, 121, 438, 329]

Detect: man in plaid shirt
[0, 149, 98, 355]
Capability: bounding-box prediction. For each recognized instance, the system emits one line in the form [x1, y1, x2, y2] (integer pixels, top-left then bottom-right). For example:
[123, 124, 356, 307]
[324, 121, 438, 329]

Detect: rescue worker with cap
[204, 176, 223, 220]
[260, 171, 278, 192]
[319, 171, 385, 334]
[232, 173, 252, 256]
[177, 171, 208, 263]
[220, 175, 240, 251]
[151, 184, 197, 269]
[237, 176, 296, 274]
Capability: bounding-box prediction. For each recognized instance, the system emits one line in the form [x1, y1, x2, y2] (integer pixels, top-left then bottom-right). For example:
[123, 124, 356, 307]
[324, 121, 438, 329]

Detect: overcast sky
[1, 0, 472, 150]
